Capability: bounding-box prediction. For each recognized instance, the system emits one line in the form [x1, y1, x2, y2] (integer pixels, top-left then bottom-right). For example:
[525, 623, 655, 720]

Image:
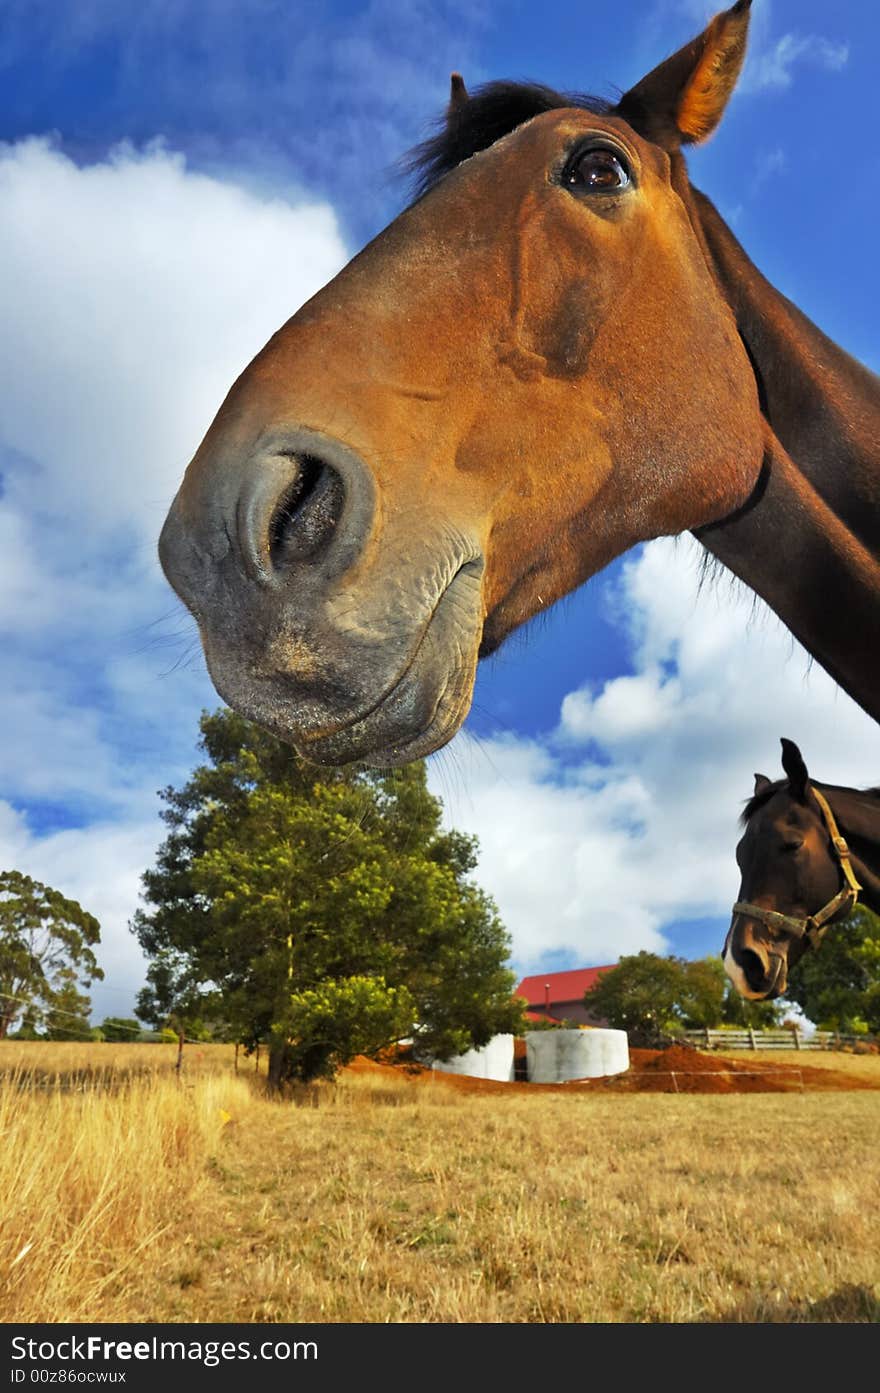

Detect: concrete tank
[431, 1033, 515, 1082]
[525, 1028, 629, 1082]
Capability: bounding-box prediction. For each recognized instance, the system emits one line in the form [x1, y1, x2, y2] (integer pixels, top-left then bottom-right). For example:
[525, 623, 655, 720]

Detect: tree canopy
[132, 709, 523, 1083]
[583, 951, 782, 1044]
[784, 906, 880, 1034]
[99, 1016, 143, 1042]
[0, 870, 102, 1040]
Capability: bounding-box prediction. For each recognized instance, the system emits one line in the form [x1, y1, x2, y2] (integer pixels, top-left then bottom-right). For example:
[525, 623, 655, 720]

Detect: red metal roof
[515, 966, 614, 1007]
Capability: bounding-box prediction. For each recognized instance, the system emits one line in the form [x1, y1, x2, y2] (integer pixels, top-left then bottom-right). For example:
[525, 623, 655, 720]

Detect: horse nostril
[267, 454, 346, 570]
[740, 947, 770, 995]
[233, 430, 374, 587]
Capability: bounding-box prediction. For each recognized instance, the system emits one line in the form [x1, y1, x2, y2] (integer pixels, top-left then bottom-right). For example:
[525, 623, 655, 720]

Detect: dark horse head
[722, 739, 872, 1001]
[159, 2, 771, 766]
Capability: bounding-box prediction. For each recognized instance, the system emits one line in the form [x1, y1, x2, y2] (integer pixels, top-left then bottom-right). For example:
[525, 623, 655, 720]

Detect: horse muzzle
[723, 910, 790, 1000]
[159, 428, 485, 765]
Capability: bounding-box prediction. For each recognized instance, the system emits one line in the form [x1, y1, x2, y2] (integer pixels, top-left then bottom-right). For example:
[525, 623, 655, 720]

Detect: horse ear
[753, 773, 772, 796]
[447, 72, 469, 120]
[780, 737, 810, 802]
[616, 0, 751, 149]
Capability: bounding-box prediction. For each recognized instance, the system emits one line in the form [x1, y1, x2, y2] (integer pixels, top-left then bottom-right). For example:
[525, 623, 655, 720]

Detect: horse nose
[235, 433, 375, 586]
[160, 429, 376, 604]
[739, 942, 787, 998]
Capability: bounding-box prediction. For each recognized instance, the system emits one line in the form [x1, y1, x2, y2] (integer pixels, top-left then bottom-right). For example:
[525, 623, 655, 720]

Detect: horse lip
[763, 952, 787, 999]
[302, 666, 462, 768]
[295, 554, 483, 751]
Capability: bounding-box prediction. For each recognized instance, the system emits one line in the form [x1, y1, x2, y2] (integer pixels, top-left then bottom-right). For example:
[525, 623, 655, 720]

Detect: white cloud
[742, 33, 849, 93]
[430, 735, 669, 968]
[0, 137, 349, 1018]
[750, 145, 786, 195]
[0, 803, 161, 1025]
[561, 669, 682, 742]
[0, 136, 346, 539]
[433, 538, 880, 977]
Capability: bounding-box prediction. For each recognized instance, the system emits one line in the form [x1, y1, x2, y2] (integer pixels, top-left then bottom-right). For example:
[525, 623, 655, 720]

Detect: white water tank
[431, 1033, 515, 1081]
[525, 1028, 629, 1082]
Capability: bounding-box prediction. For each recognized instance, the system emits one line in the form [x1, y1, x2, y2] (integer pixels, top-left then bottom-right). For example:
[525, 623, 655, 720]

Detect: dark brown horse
[159, 0, 880, 767]
[723, 738, 880, 1001]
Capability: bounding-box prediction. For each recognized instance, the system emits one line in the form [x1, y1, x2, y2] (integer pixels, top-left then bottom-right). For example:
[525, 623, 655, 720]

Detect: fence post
[793, 1028, 801, 1051]
[748, 1027, 756, 1051]
[704, 1027, 711, 1049]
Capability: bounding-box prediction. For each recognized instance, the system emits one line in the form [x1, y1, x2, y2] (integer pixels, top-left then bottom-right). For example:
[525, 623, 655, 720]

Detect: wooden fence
[682, 1028, 872, 1052]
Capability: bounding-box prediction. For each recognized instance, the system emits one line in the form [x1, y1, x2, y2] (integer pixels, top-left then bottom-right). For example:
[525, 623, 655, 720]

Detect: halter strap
[733, 786, 862, 951]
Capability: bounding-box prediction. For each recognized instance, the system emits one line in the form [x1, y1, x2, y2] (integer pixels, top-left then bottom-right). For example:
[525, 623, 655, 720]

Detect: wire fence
[0, 989, 149, 1040]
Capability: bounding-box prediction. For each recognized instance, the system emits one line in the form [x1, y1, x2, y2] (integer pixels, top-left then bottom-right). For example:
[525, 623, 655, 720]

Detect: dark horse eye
[564, 147, 631, 194]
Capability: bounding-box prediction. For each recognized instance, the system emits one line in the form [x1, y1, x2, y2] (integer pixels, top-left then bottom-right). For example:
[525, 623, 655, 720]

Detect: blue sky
[1, 0, 878, 1027]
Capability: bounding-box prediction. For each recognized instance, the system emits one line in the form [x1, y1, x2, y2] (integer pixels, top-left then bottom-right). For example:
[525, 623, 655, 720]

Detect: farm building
[515, 966, 615, 1027]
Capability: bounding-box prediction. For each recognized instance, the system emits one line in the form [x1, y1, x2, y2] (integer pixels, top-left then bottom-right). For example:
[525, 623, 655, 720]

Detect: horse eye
[564, 148, 631, 194]
[781, 838, 804, 854]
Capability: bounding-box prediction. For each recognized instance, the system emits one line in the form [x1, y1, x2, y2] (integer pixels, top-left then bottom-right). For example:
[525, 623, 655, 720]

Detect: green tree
[132, 709, 523, 1085]
[784, 906, 880, 1034]
[583, 953, 686, 1044]
[583, 951, 781, 1044]
[44, 981, 94, 1041]
[99, 1016, 142, 1042]
[0, 871, 102, 1039]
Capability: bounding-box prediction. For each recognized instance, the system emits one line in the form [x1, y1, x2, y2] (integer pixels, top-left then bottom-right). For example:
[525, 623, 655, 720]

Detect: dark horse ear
[447, 72, 469, 122]
[753, 773, 772, 796]
[780, 737, 810, 802]
[616, 0, 752, 149]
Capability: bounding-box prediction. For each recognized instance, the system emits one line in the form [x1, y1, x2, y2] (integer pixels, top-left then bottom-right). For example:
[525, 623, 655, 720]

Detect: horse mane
[741, 779, 880, 826]
[403, 81, 614, 199]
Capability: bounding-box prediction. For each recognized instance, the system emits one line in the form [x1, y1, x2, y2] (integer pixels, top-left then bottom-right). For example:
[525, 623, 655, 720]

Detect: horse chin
[204, 560, 483, 768]
[292, 644, 478, 768]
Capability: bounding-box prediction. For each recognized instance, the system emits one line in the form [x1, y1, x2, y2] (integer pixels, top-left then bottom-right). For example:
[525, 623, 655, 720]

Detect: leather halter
[733, 787, 862, 952]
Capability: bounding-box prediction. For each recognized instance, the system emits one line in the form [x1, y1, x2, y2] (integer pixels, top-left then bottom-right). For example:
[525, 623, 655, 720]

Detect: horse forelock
[740, 780, 785, 827]
[403, 81, 614, 200]
[740, 779, 880, 828]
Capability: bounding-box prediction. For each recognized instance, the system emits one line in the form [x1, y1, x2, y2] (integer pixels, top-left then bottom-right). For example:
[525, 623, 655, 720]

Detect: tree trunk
[267, 1040, 294, 1091]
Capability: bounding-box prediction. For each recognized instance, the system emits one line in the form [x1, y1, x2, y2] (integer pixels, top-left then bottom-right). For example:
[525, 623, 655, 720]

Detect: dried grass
[2, 1044, 878, 1324]
[0, 1046, 254, 1322]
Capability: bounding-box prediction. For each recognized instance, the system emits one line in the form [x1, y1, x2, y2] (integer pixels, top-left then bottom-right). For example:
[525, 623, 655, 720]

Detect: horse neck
[817, 783, 880, 915]
[688, 188, 880, 725]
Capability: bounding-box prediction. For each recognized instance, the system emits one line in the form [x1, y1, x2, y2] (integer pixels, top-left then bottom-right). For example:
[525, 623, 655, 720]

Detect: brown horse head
[723, 739, 864, 1000]
[159, 2, 764, 766]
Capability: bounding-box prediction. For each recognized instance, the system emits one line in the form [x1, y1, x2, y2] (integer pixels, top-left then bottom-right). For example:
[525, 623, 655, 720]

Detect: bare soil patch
[351, 1043, 880, 1095]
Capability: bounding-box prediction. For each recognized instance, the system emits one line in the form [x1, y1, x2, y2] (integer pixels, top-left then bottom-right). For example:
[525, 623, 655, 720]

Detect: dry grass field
[1, 1041, 878, 1324]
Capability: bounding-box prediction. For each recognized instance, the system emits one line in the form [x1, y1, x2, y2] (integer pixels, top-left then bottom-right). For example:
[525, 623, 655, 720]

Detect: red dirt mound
[344, 1045, 880, 1095]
